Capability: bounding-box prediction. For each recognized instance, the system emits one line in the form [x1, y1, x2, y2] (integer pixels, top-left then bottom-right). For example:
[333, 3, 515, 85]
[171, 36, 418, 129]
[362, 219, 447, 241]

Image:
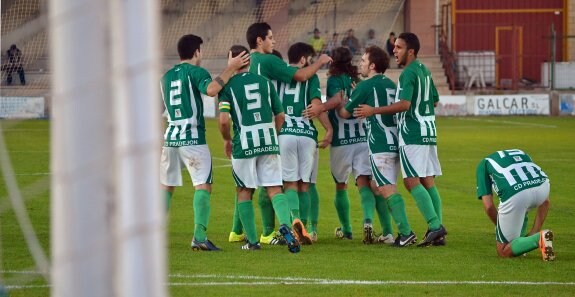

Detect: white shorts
[279, 135, 317, 182]
[370, 152, 399, 187]
[330, 142, 372, 184]
[496, 180, 550, 243]
[399, 145, 442, 178]
[160, 145, 212, 187]
[310, 148, 319, 184]
[231, 154, 283, 189]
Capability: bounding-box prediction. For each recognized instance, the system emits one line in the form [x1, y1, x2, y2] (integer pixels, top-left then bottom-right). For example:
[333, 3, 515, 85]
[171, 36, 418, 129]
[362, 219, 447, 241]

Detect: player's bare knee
[356, 175, 370, 187]
[266, 186, 282, 198]
[195, 183, 211, 193]
[336, 183, 348, 191]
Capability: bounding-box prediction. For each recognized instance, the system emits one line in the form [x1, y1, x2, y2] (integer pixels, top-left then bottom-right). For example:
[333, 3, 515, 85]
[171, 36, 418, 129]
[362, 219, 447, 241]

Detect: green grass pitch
[1, 116, 575, 296]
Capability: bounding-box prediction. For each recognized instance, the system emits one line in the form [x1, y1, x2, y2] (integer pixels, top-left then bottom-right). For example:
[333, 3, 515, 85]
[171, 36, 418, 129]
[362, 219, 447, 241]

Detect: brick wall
[569, 0, 574, 61]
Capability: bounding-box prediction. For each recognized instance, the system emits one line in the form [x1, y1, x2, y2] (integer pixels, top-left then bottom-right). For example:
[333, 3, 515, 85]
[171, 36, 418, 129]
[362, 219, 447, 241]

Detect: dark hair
[287, 42, 315, 64]
[389, 32, 395, 36]
[328, 47, 358, 80]
[177, 34, 203, 60]
[364, 46, 389, 74]
[398, 32, 420, 57]
[229, 44, 250, 70]
[246, 22, 272, 49]
[271, 49, 283, 60]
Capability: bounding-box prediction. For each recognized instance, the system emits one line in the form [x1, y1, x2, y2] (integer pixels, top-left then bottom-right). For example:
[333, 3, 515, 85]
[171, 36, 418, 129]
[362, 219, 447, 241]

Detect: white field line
[4, 272, 575, 289]
[457, 118, 557, 128]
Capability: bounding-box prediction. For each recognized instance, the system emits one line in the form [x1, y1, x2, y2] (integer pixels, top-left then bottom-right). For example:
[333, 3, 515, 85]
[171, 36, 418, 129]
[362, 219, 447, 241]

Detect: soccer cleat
[191, 238, 221, 251]
[310, 231, 318, 242]
[375, 233, 395, 245]
[432, 236, 446, 246]
[362, 223, 375, 244]
[292, 218, 313, 245]
[260, 232, 287, 245]
[335, 227, 353, 240]
[241, 242, 262, 251]
[417, 225, 447, 247]
[539, 230, 555, 261]
[228, 231, 245, 243]
[279, 224, 301, 253]
[393, 232, 417, 247]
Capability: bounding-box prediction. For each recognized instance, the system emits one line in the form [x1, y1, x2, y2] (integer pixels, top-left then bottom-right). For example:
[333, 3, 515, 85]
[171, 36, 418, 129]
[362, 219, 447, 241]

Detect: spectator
[341, 29, 360, 55]
[325, 33, 339, 56]
[3, 44, 26, 85]
[309, 28, 326, 55]
[385, 32, 396, 57]
[364, 29, 382, 48]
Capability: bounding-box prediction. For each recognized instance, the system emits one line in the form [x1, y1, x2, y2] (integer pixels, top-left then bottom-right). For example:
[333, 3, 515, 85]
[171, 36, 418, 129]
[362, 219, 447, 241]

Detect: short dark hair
[229, 44, 250, 70]
[246, 22, 272, 49]
[287, 42, 315, 64]
[177, 34, 203, 60]
[398, 32, 420, 57]
[364, 46, 389, 74]
[389, 32, 395, 36]
[329, 47, 358, 80]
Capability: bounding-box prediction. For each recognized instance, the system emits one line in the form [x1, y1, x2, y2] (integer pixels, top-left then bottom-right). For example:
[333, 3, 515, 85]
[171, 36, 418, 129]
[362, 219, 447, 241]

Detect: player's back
[482, 149, 548, 202]
[161, 63, 209, 146]
[219, 72, 282, 158]
[277, 73, 321, 140]
[326, 74, 367, 147]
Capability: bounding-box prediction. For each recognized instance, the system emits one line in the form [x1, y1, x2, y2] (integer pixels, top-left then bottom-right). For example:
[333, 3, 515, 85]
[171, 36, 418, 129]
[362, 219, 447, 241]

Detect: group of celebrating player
[160, 22, 555, 261]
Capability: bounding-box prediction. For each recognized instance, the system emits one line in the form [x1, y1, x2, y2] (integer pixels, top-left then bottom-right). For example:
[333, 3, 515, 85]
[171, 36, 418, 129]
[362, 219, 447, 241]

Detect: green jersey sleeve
[309, 74, 322, 102]
[397, 69, 415, 102]
[269, 81, 284, 115]
[476, 159, 492, 199]
[344, 80, 368, 113]
[262, 54, 297, 83]
[218, 86, 231, 112]
[193, 67, 213, 95]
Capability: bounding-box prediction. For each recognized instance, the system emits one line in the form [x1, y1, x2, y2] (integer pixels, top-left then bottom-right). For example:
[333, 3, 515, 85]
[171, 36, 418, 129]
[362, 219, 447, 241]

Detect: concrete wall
[405, 0, 437, 55]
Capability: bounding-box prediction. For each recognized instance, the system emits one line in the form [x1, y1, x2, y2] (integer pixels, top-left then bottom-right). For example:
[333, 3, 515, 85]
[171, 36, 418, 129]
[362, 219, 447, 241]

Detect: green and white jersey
[278, 71, 321, 140]
[344, 74, 398, 154]
[395, 59, 440, 146]
[249, 52, 297, 83]
[326, 74, 367, 147]
[160, 63, 210, 147]
[218, 72, 284, 159]
[476, 149, 548, 203]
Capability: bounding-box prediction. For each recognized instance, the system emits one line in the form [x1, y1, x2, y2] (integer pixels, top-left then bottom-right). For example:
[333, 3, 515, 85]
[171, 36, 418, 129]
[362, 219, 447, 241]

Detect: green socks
[427, 185, 443, 224]
[309, 184, 319, 233]
[411, 184, 441, 230]
[237, 200, 258, 244]
[334, 189, 352, 234]
[375, 194, 393, 235]
[164, 189, 173, 211]
[298, 191, 310, 226]
[231, 193, 243, 234]
[510, 233, 540, 256]
[359, 186, 375, 224]
[271, 193, 291, 226]
[285, 188, 300, 220]
[193, 189, 210, 242]
[258, 187, 275, 236]
[386, 193, 412, 236]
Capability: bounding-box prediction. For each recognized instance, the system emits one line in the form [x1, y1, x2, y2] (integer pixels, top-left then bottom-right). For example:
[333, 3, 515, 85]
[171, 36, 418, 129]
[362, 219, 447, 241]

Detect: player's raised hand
[316, 53, 333, 65]
[303, 100, 324, 119]
[228, 50, 250, 70]
[224, 140, 232, 159]
[353, 104, 374, 119]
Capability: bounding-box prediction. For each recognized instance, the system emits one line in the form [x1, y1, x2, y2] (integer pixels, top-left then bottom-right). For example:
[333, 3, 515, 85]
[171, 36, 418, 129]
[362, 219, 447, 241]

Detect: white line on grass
[458, 118, 557, 128]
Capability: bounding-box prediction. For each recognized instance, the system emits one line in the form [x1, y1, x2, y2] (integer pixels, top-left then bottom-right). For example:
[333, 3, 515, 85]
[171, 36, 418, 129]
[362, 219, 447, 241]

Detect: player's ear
[194, 49, 200, 58]
[256, 36, 263, 46]
[299, 56, 306, 66]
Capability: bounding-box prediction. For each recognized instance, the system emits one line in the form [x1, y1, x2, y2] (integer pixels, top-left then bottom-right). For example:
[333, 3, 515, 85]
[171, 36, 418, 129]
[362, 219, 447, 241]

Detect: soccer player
[218, 45, 301, 253]
[337, 46, 416, 247]
[160, 34, 249, 251]
[277, 42, 333, 244]
[303, 47, 385, 243]
[246, 22, 332, 244]
[353, 32, 447, 246]
[476, 149, 554, 260]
